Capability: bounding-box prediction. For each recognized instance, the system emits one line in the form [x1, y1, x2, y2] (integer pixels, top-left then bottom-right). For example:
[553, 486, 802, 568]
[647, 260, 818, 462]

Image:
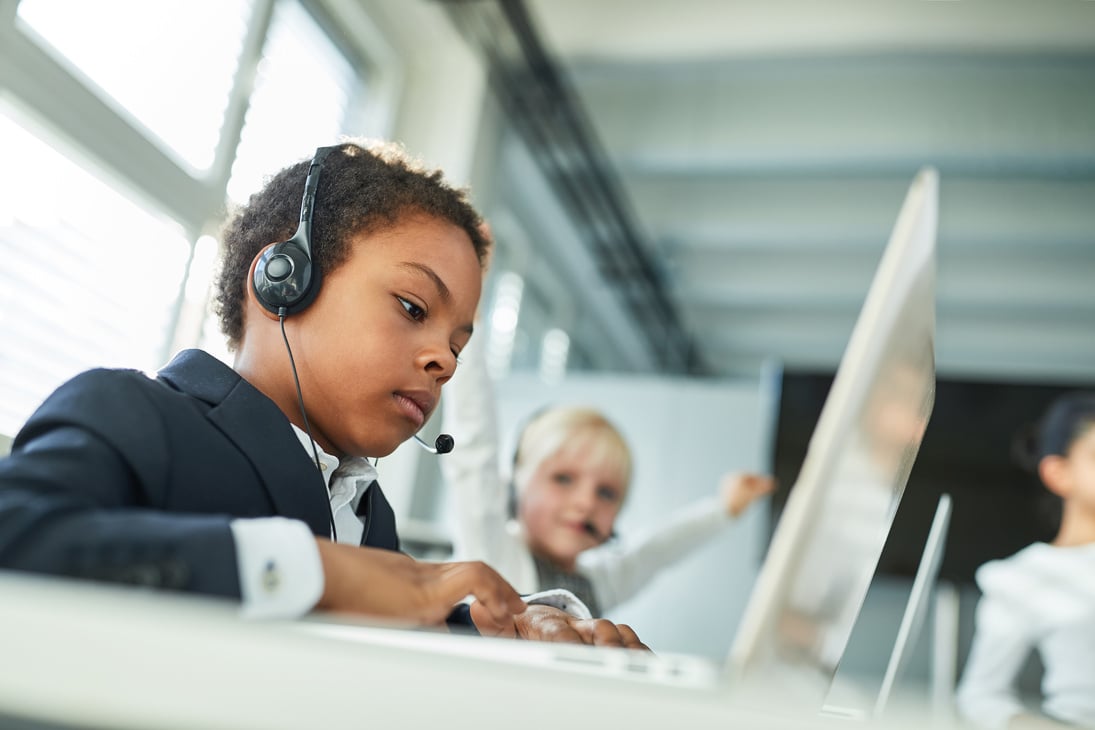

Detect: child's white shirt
[955, 541, 1095, 729]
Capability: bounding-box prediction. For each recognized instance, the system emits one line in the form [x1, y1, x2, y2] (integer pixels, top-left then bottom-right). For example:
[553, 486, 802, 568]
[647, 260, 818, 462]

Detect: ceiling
[459, 0, 1095, 383]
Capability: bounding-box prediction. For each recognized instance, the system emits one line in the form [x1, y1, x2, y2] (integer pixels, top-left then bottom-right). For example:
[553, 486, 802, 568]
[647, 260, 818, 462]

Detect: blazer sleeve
[0, 369, 240, 599]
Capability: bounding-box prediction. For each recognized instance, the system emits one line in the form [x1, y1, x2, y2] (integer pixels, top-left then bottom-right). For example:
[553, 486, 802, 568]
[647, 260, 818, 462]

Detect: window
[201, 0, 364, 358]
[0, 110, 191, 437]
[225, 0, 360, 204]
[2, 0, 376, 432]
[16, 0, 253, 172]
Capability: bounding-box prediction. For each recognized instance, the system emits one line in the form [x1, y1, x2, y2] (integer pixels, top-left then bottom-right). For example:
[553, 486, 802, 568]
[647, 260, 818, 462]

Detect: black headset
[253, 144, 454, 469]
[252, 146, 337, 316]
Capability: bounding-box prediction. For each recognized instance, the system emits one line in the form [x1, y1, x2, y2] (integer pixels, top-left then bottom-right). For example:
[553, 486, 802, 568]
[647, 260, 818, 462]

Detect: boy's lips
[393, 390, 435, 428]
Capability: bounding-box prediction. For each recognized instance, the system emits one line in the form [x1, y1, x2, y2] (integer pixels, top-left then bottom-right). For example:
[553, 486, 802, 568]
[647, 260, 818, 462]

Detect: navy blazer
[0, 349, 400, 599]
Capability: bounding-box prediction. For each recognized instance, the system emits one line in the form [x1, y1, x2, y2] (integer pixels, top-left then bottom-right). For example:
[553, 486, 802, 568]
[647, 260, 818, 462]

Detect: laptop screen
[727, 167, 939, 706]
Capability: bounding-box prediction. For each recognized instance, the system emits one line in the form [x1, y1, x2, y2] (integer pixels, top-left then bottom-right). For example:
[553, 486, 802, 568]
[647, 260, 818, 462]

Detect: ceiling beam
[440, 0, 699, 373]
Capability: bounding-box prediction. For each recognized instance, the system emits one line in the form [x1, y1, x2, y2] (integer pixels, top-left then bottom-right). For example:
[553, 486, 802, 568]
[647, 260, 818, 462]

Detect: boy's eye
[596, 485, 620, 503]
[397, 296, 426, 322]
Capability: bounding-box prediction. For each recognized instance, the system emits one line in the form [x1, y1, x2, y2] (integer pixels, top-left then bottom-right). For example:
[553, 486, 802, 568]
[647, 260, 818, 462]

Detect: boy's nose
[418, 343, 458, 382]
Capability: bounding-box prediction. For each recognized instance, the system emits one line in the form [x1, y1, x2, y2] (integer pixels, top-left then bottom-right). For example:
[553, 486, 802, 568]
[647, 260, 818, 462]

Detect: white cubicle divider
[0, 570, 948, 730]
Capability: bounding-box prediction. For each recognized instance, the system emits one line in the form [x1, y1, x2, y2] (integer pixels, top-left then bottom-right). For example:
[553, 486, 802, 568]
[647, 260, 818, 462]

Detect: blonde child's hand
[721, 472, 776, 518]
[315, 540, 526, 627]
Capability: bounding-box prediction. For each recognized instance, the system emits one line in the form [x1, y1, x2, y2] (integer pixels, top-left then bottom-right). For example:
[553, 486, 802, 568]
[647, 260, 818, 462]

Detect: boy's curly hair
[213, 139, 490, 350]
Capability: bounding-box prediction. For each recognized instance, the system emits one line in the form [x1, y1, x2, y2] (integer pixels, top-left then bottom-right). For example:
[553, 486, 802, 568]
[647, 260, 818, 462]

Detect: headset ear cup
[252, 239, 321, 314]
[507, 480, 518, 519]
[252, 146, 335, 316]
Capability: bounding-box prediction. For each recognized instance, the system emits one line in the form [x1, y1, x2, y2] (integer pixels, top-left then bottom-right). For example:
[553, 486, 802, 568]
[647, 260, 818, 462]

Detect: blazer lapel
[356, 481, 400, 551]
[159, 350, 331, 537]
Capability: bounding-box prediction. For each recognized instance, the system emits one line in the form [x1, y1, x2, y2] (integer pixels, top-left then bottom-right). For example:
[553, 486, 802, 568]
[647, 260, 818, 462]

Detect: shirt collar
[288, 424, 378, 490]
[288, 424, 341, 489]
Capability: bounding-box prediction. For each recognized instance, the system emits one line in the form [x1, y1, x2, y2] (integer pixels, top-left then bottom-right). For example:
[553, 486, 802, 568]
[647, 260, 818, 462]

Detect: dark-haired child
[956, 392, 1095, 729]
[0, 139, 645, 647]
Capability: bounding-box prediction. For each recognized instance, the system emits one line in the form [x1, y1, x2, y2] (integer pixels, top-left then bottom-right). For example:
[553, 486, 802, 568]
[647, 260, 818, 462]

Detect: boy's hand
[470, 602, 650, 650]
[720, 472, 776, 518]
[314, 540, 526, 627]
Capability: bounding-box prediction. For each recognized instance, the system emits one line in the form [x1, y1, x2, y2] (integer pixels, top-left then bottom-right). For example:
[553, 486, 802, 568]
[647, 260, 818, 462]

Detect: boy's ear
[1039, 455, 1071, 499]
[247, 244, 286, 322]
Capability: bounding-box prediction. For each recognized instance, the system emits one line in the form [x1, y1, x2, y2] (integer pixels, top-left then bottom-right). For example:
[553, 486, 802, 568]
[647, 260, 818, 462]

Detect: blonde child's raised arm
[578, 471, 774, 611]
[440, 323, 538, 592]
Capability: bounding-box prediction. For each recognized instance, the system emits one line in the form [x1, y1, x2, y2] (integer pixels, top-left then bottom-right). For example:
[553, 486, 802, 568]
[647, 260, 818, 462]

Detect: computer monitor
[727, 167, 938, 707]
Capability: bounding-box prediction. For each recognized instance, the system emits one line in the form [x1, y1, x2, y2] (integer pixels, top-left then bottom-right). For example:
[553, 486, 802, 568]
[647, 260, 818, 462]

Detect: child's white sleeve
[578, 496, 731, 611]
[440, 330, 539, 593]
[524, 588, 593, 620]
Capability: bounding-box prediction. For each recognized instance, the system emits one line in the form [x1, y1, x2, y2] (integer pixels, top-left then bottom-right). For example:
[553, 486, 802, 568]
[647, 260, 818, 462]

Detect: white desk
[0, 572, 955, 730]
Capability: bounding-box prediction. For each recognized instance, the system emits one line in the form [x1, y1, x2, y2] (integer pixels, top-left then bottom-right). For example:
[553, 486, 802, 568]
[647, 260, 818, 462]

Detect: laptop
[308, 165, 940, 710]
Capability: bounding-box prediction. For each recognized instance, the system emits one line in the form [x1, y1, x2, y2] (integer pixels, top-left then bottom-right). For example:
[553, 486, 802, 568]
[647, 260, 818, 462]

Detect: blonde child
[956, 392, 1095, 729]
[441, 323, 773, 617]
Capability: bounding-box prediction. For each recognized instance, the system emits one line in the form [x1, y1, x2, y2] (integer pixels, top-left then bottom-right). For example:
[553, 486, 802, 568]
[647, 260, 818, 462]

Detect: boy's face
[518, 442, 627, 571]
[288, 214, 482, 458]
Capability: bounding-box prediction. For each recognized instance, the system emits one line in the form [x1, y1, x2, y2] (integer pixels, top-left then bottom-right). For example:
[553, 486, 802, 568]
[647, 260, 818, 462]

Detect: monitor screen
[727, 168, 937, 703]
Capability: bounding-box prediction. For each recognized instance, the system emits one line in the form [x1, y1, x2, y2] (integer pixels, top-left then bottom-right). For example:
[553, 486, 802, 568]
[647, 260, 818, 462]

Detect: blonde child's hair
[512, 407, 632, 501]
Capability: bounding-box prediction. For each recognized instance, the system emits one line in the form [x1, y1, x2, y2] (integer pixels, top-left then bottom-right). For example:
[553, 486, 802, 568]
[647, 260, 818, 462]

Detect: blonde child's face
[518, 441, 627, 571]
[283, 214, 481, 458]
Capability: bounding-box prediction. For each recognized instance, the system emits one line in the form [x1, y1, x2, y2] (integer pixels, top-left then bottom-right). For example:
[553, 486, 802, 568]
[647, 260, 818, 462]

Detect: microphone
[583, 521, 616, 543]
[583, 521, 603, 541]
[413, 433, 455, 455]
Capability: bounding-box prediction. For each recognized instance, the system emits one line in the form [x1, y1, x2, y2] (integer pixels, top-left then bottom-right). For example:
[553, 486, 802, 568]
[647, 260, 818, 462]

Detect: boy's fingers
[437, 562, 525, 623]
[616, 624, 651, 652]
[465, 563, 525, 623]
[591, 619, 626, 647]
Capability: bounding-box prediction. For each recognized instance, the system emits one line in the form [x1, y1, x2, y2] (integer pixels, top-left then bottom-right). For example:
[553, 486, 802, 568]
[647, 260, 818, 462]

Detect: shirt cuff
[230, 517, 325, 619]
[523, 588, 593, 620]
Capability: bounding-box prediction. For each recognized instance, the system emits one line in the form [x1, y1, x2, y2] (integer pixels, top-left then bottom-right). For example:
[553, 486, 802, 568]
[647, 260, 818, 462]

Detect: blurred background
[1, 0, 1094, 714]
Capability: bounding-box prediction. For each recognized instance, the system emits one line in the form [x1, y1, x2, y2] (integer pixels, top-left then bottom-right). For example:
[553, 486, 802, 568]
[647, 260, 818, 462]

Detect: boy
[0, 139, 645, 648]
